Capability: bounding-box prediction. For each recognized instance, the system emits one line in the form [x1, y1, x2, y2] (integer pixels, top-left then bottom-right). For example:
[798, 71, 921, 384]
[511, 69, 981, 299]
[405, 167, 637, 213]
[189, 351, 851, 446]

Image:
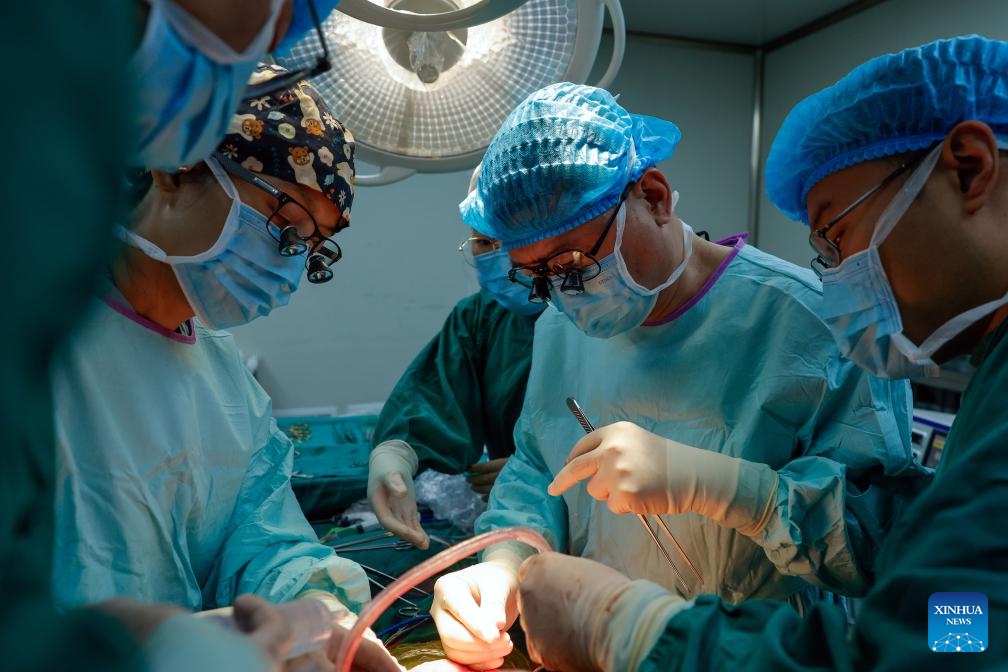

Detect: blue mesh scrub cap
[459, 82, 681, 249]
[766, 35, 1008, 225]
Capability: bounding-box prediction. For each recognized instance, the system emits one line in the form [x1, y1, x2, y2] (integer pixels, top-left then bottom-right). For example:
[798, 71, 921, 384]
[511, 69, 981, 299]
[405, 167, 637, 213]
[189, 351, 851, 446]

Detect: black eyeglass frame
[213, 153, 343, 284]
[808, 154, 923, 278]
[507, 182, 635, 304]
[244, 0, 332, 98]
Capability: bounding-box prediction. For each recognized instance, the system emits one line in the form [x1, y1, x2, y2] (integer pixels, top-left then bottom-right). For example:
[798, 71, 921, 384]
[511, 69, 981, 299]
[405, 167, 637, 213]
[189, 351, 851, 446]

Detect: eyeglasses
[457, 235, 501, 266]
[244, 0, 332, 98]
[808, 156, 921, 278]
[508, 183, 635, 304]
[214, 153, 343, 284]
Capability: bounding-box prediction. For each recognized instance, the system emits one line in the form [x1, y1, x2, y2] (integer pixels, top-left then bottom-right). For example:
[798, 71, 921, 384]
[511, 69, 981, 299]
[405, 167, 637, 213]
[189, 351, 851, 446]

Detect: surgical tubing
[335, 526, 552, 672]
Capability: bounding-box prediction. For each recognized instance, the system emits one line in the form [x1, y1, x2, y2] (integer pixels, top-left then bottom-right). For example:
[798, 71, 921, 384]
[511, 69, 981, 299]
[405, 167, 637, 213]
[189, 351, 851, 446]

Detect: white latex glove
[465, 457, 509, 497]
[233, 594, 295, 663]
[517, 552, 692, 672]
[296, 591, 404, 672]
[286, 648, 333, 672]
[368, 440, 429, 549]
[430, 542, 535, 670]
[142, 595, 288, 671]
[549, 421, 779, 536]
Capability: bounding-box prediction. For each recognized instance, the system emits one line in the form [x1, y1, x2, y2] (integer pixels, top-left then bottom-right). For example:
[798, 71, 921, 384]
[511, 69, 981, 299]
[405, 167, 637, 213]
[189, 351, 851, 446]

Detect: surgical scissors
[565, 397, 704, 596]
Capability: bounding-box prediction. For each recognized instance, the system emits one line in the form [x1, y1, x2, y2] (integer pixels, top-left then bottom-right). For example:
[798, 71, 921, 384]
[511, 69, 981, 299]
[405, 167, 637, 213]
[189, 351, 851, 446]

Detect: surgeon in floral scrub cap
[50, 65, 403, 671]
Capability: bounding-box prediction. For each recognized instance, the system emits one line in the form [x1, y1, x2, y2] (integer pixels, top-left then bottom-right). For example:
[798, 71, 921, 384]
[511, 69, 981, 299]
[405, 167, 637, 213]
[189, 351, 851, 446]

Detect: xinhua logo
[929, 592, 987, 653]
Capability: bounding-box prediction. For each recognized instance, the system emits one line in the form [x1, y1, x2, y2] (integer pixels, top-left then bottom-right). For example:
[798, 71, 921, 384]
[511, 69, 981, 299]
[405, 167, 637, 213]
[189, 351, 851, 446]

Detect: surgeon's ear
[637, 168, 673, 225]
[945, 121, 1000, 215]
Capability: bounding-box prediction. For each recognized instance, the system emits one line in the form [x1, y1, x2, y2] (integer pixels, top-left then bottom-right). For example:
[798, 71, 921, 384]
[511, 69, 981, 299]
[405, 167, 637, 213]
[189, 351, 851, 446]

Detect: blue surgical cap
[766, 35, 1008, 225]
[459, 82, 681, 249]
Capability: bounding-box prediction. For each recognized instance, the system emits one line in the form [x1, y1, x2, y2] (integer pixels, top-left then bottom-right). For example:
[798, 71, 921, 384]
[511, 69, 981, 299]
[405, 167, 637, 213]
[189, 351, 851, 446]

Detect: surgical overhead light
[278, 0, 625, 185]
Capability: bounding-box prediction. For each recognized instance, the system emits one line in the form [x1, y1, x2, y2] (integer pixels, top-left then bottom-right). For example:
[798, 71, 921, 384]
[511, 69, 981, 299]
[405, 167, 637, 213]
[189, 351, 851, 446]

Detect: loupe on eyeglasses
[528, 276, 551, 304]
[560, 269, 585, 295]
[279, 226, 309, 256]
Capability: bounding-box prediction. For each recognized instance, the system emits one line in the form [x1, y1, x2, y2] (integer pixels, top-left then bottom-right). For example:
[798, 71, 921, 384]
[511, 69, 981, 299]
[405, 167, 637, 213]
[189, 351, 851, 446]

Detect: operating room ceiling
[614, 0, 872, 47]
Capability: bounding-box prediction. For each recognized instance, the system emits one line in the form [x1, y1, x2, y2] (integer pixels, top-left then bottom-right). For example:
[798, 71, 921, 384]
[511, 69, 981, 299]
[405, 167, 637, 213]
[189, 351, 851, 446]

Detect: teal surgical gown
[479, 240, 931, 607]
[646, 317, 1008, 671]
[51, 291, 370, 613]
[1, 3, 144, 670]
[373, 290, 538, 472]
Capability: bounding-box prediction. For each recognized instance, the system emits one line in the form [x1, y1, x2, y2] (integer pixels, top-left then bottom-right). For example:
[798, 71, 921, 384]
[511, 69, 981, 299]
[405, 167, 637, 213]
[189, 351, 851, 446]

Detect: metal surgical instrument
[358, 563, 431, 598]
[565, 397, 703, 596]
[327, 532, 414, 553]
[364, 576, 422, 617]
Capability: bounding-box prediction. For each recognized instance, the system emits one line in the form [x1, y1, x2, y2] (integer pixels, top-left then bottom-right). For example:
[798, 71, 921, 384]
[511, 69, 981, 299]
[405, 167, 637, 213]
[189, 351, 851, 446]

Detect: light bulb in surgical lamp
[382, 0, 468, 84]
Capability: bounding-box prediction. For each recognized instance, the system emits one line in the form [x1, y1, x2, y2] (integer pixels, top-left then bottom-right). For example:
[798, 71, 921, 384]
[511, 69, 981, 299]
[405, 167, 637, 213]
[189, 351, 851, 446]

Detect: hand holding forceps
[565, 397, 703, 597]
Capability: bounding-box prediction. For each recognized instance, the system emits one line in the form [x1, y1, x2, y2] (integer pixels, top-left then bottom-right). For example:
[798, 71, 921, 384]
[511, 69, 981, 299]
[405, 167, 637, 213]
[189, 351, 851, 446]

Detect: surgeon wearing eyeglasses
[51, 64, 401, 672]
[513, 35, 1008, 672]
[368, 167, 544, 549]
[369, 210, 545, 552]
[427, 82, 931, 671]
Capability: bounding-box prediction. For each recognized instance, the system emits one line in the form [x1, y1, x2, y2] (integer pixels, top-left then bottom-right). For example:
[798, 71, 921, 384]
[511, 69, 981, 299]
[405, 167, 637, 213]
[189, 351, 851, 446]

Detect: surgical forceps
[359, 564, 430, 618]
[328, 531, 414, 553]
[565, 397, 704, 596]
[365, 576, 423, 617]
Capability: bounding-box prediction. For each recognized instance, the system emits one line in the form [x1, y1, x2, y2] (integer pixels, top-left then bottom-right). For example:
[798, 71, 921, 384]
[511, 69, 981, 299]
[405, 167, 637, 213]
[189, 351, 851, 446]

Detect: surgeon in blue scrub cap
[514, 36, 1008, 672]
[430, 82, 930, 671]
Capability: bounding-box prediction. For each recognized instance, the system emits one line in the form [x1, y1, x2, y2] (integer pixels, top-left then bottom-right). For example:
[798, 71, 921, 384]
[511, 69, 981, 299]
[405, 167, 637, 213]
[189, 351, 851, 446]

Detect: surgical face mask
[132, 0, 283, 170]
[474, 248, 546, 317]
[120, 158, 304, 330]
[551, 202, 694, 338]
[820, 143, 1008, 378]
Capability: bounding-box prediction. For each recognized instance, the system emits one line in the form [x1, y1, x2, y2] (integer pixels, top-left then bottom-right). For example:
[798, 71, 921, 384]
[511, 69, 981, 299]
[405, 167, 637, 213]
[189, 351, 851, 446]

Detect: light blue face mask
[120, 158, 305, 330]
[132, 0, 282, 170]
[820, 143, 1008, 379]
[474, 248, 546, 317]
[551, 200, 693, 338]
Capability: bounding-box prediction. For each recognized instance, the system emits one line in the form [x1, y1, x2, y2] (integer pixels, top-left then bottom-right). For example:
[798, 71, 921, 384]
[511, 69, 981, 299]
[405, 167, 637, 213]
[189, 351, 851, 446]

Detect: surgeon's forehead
[510, 215, 607, 263]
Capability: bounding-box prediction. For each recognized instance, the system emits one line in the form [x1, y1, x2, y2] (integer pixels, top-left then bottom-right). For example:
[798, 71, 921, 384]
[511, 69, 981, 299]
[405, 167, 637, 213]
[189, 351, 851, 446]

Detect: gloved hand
[430, 542, 535, 670]
[296, 590, 403, 672]
[549, 421, 779, 536]
[465, 457, 509, 497]
[234, 595, 297, 663]
[286, 649, 332, 671]
[324, 605, 404, 672]
[368, 440, 429, 549]
[285, 615, 405, 672]
[136, 596, 289, 672]
[517, 553, 692, 672]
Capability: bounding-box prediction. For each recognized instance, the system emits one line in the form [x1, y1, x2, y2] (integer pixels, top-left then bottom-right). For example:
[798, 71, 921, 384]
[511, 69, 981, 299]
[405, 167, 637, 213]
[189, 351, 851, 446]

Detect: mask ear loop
[117, 157, 244, 264]
[188, 156, 245, 261]
[887, 142, 1008, 361]
[613, 141, 694, 296]
[870, 144, 942, 247]
[153, 0, 285, 63]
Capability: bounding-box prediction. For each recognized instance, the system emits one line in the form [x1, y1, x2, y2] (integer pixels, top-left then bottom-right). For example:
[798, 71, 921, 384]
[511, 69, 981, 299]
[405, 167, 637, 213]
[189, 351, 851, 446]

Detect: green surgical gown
[647, 318, 1008, 671]
[373, 290, 539, 473]
[1, 3, 144, 670]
